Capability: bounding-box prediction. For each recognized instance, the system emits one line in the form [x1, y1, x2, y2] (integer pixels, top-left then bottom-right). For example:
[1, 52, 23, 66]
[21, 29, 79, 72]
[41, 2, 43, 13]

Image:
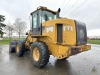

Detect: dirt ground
[0, 44, 100, 75]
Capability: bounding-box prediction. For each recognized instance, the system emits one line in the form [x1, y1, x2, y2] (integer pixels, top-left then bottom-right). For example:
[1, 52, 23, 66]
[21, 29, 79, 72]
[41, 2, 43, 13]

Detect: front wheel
[30, 42, 50, 68]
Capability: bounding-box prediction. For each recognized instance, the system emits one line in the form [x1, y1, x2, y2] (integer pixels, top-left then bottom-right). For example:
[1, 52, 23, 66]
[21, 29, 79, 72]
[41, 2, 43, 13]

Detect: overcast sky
[0, 0, 100, 36]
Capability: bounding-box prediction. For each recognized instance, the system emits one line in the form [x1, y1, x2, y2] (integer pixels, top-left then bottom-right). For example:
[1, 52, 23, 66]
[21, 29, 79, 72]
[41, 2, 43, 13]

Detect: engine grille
[75, 20, 87, 45]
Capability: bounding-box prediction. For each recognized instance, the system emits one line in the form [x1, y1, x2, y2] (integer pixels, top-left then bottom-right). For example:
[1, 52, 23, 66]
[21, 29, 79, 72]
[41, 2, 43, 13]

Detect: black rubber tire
[30, 42, 50, 68]
[9, 40, 17, 53]
[16, 40, 25, 57]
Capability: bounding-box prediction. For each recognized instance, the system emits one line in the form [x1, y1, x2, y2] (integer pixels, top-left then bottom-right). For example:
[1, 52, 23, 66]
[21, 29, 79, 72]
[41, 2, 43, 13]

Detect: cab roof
[30, 6, 57, 15]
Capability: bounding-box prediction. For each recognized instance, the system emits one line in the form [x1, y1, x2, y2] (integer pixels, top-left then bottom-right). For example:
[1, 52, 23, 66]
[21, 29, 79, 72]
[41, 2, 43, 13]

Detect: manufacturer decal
[63, 25, 73, 31]
[46, 26, 54, 33]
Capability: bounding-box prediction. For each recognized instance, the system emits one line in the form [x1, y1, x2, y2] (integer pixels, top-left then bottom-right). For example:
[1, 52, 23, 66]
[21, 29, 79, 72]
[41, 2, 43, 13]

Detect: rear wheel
[16, 41, 25, 57]
[30, 42, 50, 68]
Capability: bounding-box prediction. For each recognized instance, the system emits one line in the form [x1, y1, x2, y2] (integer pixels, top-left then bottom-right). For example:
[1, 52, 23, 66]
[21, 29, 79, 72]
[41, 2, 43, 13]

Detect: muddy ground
[0, 44, 100, 75]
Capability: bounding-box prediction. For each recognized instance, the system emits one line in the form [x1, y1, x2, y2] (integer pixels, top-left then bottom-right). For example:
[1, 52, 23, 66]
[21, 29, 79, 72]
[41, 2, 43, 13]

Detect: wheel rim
[33, 47, 40, 61]
[16, 44, 20, 53]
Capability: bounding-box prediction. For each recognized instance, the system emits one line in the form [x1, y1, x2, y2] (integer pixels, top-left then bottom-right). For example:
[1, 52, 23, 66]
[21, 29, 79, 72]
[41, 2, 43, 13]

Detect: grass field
[0, 38, 100, 45]
[0, 38, 25, 45]
[87, 39, 100, 45]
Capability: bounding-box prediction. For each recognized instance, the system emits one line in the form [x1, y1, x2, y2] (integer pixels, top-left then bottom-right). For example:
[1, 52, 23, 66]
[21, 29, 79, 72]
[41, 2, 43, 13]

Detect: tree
[4, 22, 13, 38]
[13, 18, 27, 39]
[0, 15, 5, 22]
[0, 15, 6, 38]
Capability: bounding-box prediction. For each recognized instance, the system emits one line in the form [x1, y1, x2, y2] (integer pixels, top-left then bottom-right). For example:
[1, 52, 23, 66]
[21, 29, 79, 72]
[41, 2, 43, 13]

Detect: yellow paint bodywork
[25, 18, 91, 59]
[42, 18, 76, 45]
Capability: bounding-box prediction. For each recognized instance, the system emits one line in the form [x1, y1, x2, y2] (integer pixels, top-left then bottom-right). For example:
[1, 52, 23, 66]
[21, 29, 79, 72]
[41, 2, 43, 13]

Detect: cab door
[32, 11, 41, 35]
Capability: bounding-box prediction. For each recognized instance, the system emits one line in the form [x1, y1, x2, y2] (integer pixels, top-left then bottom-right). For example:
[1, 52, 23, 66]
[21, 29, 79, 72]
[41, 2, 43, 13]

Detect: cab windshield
[40, 10, 57, 22]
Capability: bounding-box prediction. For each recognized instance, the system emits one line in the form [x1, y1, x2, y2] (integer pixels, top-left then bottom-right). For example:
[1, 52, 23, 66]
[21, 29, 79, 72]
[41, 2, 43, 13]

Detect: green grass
[0, 38, 25, 45]
[87, 39, 100, 45]
[1, 38, 100, 45]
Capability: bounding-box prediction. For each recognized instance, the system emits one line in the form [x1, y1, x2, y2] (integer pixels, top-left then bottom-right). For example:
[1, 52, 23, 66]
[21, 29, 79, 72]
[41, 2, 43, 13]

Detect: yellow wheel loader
[9, 6, 91, 68]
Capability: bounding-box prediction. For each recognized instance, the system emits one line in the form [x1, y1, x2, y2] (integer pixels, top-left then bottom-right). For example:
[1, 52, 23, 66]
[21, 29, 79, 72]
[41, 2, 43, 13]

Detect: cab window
[40, 10, 57, 23]
[32, 13, 38, 28]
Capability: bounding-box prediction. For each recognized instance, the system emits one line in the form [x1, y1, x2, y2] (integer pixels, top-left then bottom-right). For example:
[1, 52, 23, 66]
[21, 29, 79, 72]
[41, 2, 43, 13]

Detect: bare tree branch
[13, 18, 27, 39]
[4, 22, 13, 38]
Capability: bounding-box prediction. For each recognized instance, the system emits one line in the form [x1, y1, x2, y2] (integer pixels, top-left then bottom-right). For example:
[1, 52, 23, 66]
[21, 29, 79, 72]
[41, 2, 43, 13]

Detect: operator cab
[30, 6, 60, 35]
